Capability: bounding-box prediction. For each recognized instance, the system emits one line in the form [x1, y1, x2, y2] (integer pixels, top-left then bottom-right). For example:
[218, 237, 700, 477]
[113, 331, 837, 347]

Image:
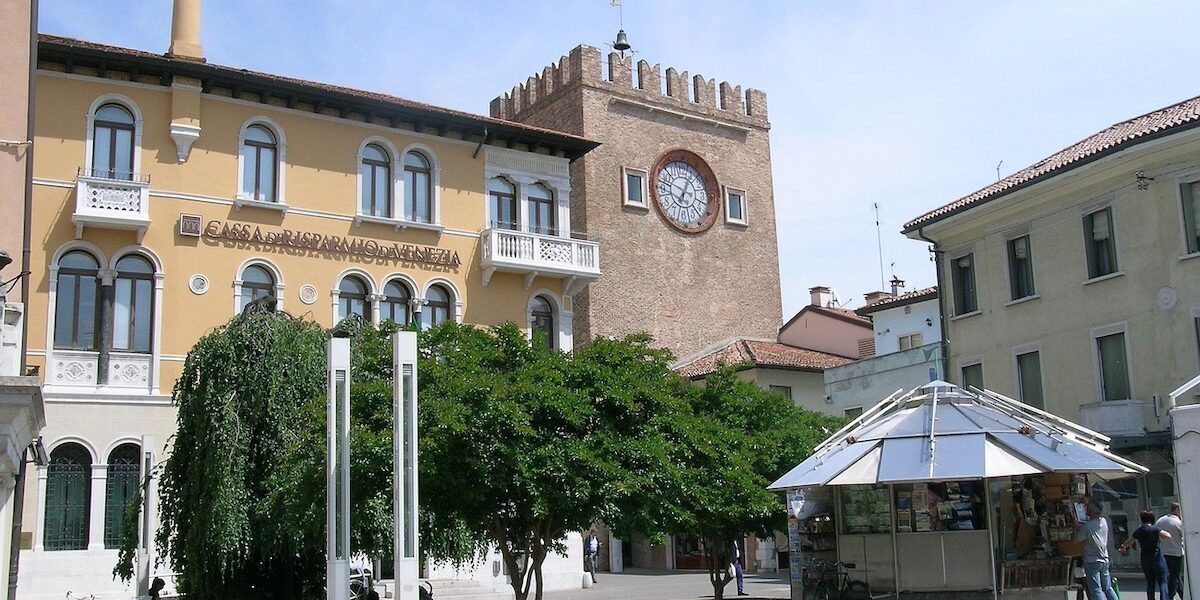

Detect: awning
[769, 381, 1148, 491]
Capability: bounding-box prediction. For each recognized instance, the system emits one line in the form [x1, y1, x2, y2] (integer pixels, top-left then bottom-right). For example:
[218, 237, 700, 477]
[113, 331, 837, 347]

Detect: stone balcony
[479, 228, 600, 295]
[72, 168, 151, 242]
[47, 349, 152, 392]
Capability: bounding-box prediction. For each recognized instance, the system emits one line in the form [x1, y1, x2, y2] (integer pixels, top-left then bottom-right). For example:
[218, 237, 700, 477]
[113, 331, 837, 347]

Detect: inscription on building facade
[198, 218, 461, 268]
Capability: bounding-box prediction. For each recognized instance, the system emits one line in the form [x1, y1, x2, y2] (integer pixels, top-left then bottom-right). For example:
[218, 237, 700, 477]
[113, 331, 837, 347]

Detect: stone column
[369, 294, 385, 326]
[96, 269, 116, 385]
[86, 464, 106, 550]
[408, 298, 426, 331]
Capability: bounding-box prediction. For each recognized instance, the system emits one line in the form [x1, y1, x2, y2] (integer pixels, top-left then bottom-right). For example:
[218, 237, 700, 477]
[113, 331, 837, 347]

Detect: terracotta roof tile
[904, 94, 1200, 232]
[857, 286, 938, 315]
[37, 34, 598, 153]
[675, 339, 854, 379]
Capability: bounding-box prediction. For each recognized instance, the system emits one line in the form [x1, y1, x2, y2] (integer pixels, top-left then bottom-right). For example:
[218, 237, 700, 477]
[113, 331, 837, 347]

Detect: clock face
[650, 150, 719, 233]
[656, 162, 709, 228]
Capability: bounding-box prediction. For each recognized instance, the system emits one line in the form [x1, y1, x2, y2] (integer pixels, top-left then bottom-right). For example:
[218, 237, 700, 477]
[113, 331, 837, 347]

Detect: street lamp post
[393, 331, 419, 600]
[327, 335, 351, 600]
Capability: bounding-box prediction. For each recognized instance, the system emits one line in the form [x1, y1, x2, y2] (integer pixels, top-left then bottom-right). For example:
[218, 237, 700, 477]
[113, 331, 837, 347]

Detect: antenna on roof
[874, 203, 885, 291]
[996, 160, 1004, 181]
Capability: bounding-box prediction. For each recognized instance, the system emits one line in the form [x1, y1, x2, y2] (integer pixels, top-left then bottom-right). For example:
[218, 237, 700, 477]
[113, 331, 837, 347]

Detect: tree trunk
[706, 538, 732, 600]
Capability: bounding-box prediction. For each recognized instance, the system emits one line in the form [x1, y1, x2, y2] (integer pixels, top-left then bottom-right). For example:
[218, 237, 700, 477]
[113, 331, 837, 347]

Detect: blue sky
[39, 1, 1200, 317]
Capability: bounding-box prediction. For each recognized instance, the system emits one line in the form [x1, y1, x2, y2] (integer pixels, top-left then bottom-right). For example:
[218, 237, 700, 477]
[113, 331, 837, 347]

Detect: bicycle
[804, 559, 871, 600]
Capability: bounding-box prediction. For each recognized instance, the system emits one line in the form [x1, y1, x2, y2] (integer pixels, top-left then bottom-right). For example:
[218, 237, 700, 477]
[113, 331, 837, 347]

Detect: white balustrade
[73, 170, 151, 239]
[480, 228, 601, 280]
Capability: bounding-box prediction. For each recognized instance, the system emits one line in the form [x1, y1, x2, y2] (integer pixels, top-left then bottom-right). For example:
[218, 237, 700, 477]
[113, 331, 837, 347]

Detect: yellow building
[21, 17, 599, 597]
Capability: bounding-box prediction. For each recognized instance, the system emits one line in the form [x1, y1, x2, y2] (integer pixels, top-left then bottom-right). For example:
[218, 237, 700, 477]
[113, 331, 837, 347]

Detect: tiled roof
[675, 339, 855, 379]
[904, 94, 1200, 232]
[857, 286, 938, 315]
[819, 306, 872, 326]
[37, 34, 599, 158]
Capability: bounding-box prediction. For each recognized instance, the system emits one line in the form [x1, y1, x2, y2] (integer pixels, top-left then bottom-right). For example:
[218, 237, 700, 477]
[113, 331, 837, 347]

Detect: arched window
[44, 443, 91, 551]
[241, 124, 278, 202]
[489, 177, 517, 230]
[338, 276, 371, 321]
[103, 444, 141, 549]
[403, 151, 432, 223]
[91, 104, 135, 180]
[112, 255, 154, 353]
[54, 251, 100, 350]
[425, 284, 452, 328]
[381, 280, 412, 325]
[531, 295, 555, 350]
[239, 264, 276, 312]
[360, 143, 393, 217]
[528, 183, 556, 236]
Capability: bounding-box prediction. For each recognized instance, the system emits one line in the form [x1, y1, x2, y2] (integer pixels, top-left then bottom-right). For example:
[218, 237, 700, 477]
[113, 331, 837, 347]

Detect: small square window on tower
[622, 167, 648, 208]
[725, 187, 747, 225]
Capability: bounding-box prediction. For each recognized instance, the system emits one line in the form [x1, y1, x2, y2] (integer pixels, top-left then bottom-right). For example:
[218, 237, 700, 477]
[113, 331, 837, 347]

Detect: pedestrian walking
[1074, 503, 1120, 600]
[1120, 509, 1172, 600]
[1156, 502, 1185, 599]
[585, 529, 599, 584]
[729, 540, 746, 596]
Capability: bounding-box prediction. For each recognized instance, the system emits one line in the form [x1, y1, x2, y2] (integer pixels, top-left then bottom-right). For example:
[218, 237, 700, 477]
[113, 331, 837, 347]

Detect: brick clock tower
[492, 46, 781, 362]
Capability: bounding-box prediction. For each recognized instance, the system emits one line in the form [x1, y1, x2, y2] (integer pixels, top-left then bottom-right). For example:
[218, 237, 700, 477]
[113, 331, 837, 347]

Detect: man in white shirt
[1156, 502, 1184, 599]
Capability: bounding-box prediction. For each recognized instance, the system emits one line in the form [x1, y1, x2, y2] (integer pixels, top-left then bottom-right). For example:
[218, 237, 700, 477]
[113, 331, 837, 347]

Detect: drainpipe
[915, 227, 950, 381]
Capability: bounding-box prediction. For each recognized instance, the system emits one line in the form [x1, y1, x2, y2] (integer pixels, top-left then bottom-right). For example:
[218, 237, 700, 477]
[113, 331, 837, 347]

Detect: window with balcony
[238, 264, 277, 313]
[1084, 207, 1118, 279]
[961, 362, 983, 391]
[338, 276, 371, 322]
[91, 104, 135, 181]
[531, 295, 555, 350]
[425, 284, 453, 328]
[54, 251, 100, 350]
[112, 254, 154, 353]
[359, 143, 393, 218]
[44, 443, 91, 551]
[951, 253, 978, 315]
[1096, 332, 1131, 401]
[1181, 180, 1200, 255]
[403, 151, 433, 223]
[898, 333, 923, 351]
[1016, 351, 1044, 409]
[489, 177, 518, 230]
[103, 443, 140, 549]
[528, 183, 557, 236]
[240, 124, 279, 202]
[1007, 235, 1035, 300]
[382, 280, 413, 326]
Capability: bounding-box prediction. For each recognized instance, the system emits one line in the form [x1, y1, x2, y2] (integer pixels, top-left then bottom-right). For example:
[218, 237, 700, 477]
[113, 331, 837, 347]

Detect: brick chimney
[167, 0, 205, 61]
[808, 286, 832, 308]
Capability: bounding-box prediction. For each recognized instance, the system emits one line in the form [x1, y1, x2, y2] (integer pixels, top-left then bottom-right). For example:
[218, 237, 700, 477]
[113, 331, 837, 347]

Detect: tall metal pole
[327, 336, 351, 600]
[393, 332, 419, 600]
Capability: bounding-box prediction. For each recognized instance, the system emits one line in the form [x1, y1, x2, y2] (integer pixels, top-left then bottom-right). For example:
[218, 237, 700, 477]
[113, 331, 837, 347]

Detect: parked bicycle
[803, 559, 871, 600]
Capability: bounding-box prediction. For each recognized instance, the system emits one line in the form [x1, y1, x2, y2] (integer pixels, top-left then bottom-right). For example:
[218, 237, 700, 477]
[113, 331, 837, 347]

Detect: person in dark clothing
[1120, 509, 1172, 600]
[149, 577, 166, 600]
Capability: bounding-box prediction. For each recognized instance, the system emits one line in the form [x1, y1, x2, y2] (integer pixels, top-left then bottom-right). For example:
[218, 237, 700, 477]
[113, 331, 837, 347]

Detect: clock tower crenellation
[492, 46, 781, 362]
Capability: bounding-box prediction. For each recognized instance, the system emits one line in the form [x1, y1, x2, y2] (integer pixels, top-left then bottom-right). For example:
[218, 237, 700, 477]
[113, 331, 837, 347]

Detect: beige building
[20, 5, 603, 594]
[903, 93, 1200, 565]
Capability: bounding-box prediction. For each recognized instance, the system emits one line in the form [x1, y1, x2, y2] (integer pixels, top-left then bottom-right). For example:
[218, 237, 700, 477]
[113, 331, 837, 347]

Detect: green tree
[418, 323, 689, 600]
[153, 311, 330, 599]
[670, 367, 843, 600]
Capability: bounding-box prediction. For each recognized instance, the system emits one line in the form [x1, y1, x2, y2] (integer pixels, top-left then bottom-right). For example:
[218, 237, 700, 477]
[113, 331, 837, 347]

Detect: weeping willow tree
[154, 311, 330, 599]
